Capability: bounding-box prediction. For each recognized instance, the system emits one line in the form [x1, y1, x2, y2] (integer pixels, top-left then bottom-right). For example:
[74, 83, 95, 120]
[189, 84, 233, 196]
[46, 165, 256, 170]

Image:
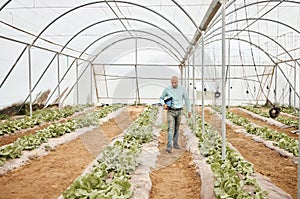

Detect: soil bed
[150, 129, 201, 199]
[0, 108, 94, 147]
[203, 107, 297, 199]
[231, 108, 298, 139]
[0, 106, 145, 199]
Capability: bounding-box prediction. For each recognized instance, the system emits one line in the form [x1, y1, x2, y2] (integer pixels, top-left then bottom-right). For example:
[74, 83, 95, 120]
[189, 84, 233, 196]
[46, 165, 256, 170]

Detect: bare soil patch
[0, 138, 94, 199]
[0, 106, 145, 199]
[204, 108, 297, 199]
[150, 129, 201, 199]
[231, 108, 298, 139]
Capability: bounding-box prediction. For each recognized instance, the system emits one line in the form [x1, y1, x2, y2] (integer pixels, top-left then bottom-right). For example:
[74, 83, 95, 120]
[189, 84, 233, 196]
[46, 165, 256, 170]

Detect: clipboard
[164, 97, 172, 108]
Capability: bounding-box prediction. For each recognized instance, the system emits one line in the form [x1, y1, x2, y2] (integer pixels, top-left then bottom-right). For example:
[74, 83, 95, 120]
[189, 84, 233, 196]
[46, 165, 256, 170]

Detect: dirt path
[231, 108, 298, 139]
[204, 108, 297, 199]
[150, 128, 201, 199]
[0, 106, 145, 199]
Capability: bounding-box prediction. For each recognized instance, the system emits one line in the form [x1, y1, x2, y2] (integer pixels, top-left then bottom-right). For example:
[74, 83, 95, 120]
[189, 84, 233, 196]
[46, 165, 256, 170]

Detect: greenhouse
[0, 0, 299, 198]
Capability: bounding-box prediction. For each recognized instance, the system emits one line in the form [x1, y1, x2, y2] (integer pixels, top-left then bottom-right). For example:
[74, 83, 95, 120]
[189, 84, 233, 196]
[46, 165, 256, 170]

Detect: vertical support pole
[282, 88, 285, 105]
[294, 61, 296, 108]
[275, 64, 278, 105]
[103, 65, 109, 99]
[201, 31, 205, 135]
[298, 62, 300, 199]
[90, 64, 93, 104]
[289, 86, 292, 107]
[221, 0, 227, 160]
[135, 38, 140, 106]
[227, 39, 231, 108]
[76, 59, 79, 105]
[192, 55, 196, 133]
[57, 54, 61, 110]
[187, 60, 190, 97]
[92, 65, 100, 103]
[185, 63, 187, 89]
[180, 65, 183, 86]
[28, 46, 33, 117]
[295, 61, 300, 199]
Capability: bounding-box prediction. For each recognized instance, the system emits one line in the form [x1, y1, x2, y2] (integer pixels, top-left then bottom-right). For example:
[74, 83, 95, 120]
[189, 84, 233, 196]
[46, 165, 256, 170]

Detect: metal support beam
[298, 63, 300, 199]
[61, 62, 91, 105]
[192, 55, 196, 133]
[187, 60, 190, 97]
[134, 39, 140, 105]
[92, 65, 99, 103]
[180, 0, 221, 65]
[103, 65, 109, 99]
[0, 47, 27, 88]
[57, 54, 61, 110]
[221, 0, 227, 160]
[294, 61, 297, 108]
[275, 64, 278, 104]
[180, 65, 183, 86]
[92, 63, 274, 67]
[183, 64, 186, 89]
[90, 64, 93, 104]
[28, 46, 32, 117]
[76, 59, 79, 105]
[227, 39, 231, 107]
[201, 31, 205, 135]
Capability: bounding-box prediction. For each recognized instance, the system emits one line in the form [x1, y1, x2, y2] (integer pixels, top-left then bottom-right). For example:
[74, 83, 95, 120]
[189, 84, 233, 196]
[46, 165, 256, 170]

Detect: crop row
[280, 106, 299, 117]
[242, 106, 298, 128]
[62, 105, 158, 199]
[0, 105, 92, 136]
[0, 105, 122, 167]
[187, 115, 267, 199]
[220, 107, 298, 157]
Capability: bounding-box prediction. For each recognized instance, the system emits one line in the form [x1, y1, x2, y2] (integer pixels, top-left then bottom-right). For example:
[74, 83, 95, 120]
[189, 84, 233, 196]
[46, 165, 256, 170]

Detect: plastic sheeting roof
[0, 0, 300, 107]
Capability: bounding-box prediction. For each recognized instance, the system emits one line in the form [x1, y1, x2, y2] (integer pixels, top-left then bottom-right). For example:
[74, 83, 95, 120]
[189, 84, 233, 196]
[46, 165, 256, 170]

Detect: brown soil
[150, 129, 201, 199]
[231, 108, 298, 139]
[260, 106, 299, 120]
[0, 123, 51, 147]
[101, 106, 146, 139]
[0, 108, 93, 147]
[0, 138, 94, 199]
[204, 108, 297, 199]
[0, 106, 145, 199]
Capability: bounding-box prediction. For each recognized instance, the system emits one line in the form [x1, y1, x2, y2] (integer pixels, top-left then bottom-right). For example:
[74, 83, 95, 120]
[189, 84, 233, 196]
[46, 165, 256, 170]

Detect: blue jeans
[167, 109, 182, 149]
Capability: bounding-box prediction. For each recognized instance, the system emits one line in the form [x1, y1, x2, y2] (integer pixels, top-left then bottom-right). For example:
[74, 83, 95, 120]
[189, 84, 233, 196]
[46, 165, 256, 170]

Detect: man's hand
[188, 112, 192, 118]
[163, 104, 169, 110]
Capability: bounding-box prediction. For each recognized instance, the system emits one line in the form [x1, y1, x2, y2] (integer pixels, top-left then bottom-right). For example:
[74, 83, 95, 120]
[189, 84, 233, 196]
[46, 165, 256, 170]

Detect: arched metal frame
[0, 0, 195, 90]
[1, 0, 299, 69]
[0, 0, 11, 12]
[61, 18, 186, 55]
[204, 37, 278, 102]
[203, 16, 300, 103]
[0, 0, 299, 106]
[202, 0, 300, 69]
[45, 36, 182, 106]
[31, 1, 191, 44]
[9, 16, 188, 105]
[205, 28, 300, 68]
[24, 27, 183, 106]
[92, 37, 181, 62]
[206, 0, 300, 35]
[203, 28, 300, 99]
[0, 0, 300, 195]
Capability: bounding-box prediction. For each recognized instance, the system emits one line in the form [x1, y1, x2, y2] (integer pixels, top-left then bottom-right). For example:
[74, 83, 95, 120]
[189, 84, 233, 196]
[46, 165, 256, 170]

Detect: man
[159, 76, 192, 153]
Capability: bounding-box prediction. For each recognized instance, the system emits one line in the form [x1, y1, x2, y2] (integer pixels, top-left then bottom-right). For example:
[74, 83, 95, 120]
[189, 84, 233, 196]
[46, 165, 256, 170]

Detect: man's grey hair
[171, 76, 179, 81]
